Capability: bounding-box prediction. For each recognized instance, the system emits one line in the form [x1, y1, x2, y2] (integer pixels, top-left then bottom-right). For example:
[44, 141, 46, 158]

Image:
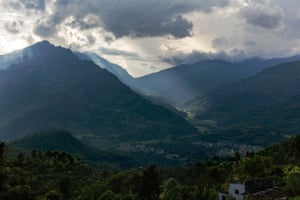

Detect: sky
[0, 0, 300, 77]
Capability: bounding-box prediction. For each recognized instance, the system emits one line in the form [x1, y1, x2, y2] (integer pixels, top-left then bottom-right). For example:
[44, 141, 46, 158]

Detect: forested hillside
[0, 41, 196, 144]
[1, 135, 300, 199]
[0, 41, 199, 166]
[192, 61, 300, 147]
[11, 130, 138, 169]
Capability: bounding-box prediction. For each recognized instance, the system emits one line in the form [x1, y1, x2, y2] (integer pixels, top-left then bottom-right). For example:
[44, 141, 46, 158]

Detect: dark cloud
[163, 51, 215, 65]
[163, 49, 248, 66]
[95, 0, 230, 38]
[29, 0, 230, 39]
[229, 48, 247, 60]
[105, 14, 193, 38]
[4, 20, 24, 34]
[240, 3, 284, 29]
[104, 36, 114, 44]
[5, 1, 22, 10]
[87, 35, 96, 45]
[34, 19, 59, 38]
[99, 47, 140, 58]
[5, 0, 45, 11]
[212, 36, 237, 49]
[33, 12, 66, 37]
[66, 15, 102, 31]
[22, 0, 45, 11]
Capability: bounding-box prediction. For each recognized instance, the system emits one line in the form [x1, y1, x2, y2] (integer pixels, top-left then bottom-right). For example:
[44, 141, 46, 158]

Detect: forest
[1, 135, 300, 200]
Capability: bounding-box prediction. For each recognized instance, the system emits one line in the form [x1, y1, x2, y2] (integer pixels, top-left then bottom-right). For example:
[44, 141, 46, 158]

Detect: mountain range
[1, 40, 300, 165]
[83, 48, 300, 148]
[0, 41, 198, 166]
[84, 52, 300, 109]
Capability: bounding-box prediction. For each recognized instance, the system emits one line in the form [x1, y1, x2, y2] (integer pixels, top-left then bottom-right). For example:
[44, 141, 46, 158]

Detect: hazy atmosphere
[1, 0, 300, 76]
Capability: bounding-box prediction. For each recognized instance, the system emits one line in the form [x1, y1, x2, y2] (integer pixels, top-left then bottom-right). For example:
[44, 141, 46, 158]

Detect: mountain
[193, 61, 300, 145]
[11, 130, 138, 169]
[0, 41, 197, 152]
[75, 51, 135, 87]
[83, 53, 300, 109]
[80, 52, 181, 112]
[0, 48, 36, 71]
[137, 57, 300, 107]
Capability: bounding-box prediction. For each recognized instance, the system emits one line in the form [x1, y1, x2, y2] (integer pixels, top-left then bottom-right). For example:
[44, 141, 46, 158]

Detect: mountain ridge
[192, 60, 300, 145]
[83, 52, 300, 108]
[0, 41, 197, 149]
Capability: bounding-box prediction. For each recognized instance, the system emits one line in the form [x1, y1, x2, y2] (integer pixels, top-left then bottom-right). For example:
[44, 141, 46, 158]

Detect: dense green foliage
[1, 135, 300, 199]
[0, 142, 161, 200]
[0, 142, 91, 199]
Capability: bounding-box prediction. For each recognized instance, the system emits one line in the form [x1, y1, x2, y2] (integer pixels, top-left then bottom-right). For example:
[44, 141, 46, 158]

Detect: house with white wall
[218, 178, 287, 200]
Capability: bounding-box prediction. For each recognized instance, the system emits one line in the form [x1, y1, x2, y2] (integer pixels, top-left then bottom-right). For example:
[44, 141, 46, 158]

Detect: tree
[163, 186, 182, 200]
[0, 142, 6, 191]
[45, 189, 63, 200]
[0, 142, 5, 164]
[98, 191, 116, 200]
[138, 165, 161, 200]
[58, 175, 72, 199]
[237, 156, 272, 179]
[2, 185, 34, 200]
[161, 178, 181, 200]
[285, 166, 300, 196]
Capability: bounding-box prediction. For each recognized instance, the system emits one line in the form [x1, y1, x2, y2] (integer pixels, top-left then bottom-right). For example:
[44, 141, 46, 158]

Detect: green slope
[0, 41, 199, 165]
[262, 134, 300, 165]
[194, 61, 300, 145]
[11, 130, 138, 169]
[132, 56, 300, 107]
[0, 41, 197, 147]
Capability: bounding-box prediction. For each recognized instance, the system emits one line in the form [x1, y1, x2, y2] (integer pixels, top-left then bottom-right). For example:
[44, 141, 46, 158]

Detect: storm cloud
[163, 49, 249, 66]
[240, 2, 284, 29]
[4, 20, 24, 34]
[212, 36, 237, 49]
[34, 19, 59, 38]
[163, 51, 218, 65]
[1, 0, 300, 77]
[29, 0, 231, 39]
[4, 0, 46, 11]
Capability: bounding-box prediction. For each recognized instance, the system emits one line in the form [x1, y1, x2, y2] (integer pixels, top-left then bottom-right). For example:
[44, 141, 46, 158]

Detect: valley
[84, 49, 300, 161]
[1, 1, 300, 199]
[1, 41, 300, 166]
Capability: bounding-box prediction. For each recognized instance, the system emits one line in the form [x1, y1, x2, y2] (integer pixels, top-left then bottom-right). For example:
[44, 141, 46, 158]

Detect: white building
[219, 183, 245, 200]
[218, 178, 286, 200]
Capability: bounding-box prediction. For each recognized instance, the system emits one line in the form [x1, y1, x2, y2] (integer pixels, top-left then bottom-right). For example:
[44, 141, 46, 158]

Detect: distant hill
[83, 53, 300, 108]
[138, 57, 300, 107]
[193, 61, 300, 145]
[11, 130, 138, 169]
[0, 41, 197, 150]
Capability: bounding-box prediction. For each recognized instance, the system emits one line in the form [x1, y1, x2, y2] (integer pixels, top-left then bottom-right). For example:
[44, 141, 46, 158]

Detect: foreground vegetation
[1, 135, 300, 199]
